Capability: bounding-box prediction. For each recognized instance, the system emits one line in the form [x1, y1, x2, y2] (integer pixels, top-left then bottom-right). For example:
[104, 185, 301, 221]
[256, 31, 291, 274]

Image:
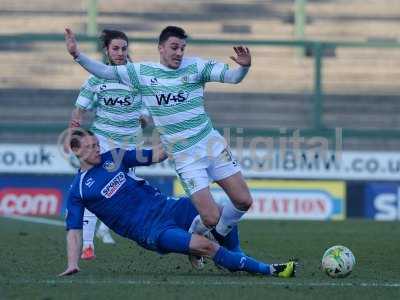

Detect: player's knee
[189, 235, 219, 257]
[235, 195, 253, 211]
[198, 237, 217, 255]
[202, 240, 218, 255]
[201, 211, 220, 228]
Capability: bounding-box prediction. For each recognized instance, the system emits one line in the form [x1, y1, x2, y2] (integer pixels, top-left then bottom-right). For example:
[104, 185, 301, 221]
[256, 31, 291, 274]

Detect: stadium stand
[0, 0, 399, 149]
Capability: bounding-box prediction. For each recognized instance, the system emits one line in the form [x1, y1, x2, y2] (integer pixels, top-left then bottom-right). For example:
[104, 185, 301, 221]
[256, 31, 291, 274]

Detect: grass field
[1, 217, 399, 300]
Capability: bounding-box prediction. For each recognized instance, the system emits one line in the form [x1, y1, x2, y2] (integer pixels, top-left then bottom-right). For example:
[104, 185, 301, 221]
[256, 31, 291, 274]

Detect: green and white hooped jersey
[114, 57, 229, 169]
[75, 75, 143, 148]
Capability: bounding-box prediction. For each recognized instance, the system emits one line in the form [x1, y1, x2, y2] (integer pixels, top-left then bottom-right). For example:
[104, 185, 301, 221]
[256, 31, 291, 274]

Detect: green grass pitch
[1, 217, 399, 299]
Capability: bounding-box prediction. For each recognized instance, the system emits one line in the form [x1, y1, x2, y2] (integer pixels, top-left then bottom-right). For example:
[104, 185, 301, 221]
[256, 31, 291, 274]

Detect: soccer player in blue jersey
[59, 130, 296, 277]
[68, 29, 149, 260]
[65, 27, 254, 268]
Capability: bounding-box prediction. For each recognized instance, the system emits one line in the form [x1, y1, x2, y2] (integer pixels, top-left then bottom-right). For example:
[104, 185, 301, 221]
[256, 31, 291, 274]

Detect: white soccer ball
[321, 245, 355, 278]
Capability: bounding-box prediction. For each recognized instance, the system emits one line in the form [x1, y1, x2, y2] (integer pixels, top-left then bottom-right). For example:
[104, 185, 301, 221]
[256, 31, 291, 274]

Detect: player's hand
[58, 266, 80, 277]
[65, 28, 80, 59]
[139, 115, 150, 128]
[152, 143, 168, 163]
[69, 118, 81, 128]
[230, 46, 251, 67]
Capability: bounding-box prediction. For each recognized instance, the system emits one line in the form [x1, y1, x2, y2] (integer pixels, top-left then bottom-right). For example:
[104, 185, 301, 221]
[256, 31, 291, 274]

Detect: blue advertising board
[364, 182, 400, 220]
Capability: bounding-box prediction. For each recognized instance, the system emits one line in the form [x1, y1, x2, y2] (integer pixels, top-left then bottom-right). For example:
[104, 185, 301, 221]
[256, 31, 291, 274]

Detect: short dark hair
[100, 29, 129, 49]
[70, 129, 94, 149]
[158, 26, 187, 45]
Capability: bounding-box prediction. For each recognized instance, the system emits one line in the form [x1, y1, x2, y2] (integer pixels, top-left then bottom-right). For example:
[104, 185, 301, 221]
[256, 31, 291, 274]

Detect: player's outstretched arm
[64, 28, 118, 81]
[230, 46, 251, 67]
[121, 143, 167, 168]
[62, 108, 85, 153]
[223, 45, 251, 84]
[58, 229, 82, 276]
[69, 108, 85, 128]
[65, 28, 80, 59]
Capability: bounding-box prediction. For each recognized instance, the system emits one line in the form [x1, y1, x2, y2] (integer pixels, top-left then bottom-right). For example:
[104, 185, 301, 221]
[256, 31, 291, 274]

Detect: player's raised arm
[223, 45, 251, 84]
[64, 28, 119, 81]
[230, 46, 251, 68]
[69, 107, 85, 128]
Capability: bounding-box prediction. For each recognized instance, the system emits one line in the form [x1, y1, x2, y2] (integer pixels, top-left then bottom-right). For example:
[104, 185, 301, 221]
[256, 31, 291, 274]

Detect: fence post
[295, 0, 307, 39]
[313, 42, 323, 130]
[295, 0, 307, 56]
[87, 0, 98, 37]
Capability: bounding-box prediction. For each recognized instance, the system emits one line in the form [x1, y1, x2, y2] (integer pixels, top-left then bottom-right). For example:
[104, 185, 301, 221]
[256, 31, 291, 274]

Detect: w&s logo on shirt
[101, 172, 126, 199]
[155, 91, 188, 106]
[100, 96, 133, 107]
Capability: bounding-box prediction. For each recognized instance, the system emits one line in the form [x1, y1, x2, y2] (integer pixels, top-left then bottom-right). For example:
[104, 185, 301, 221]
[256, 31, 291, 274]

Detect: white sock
[188, 215, 209, 235]
[98, 222, 110, 233]
[215, 201, 247, 236]
[82, 209, 97, 247]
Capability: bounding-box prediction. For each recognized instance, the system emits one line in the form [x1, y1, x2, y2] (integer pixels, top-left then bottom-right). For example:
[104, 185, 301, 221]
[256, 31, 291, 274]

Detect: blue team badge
[103, 161, 116, 172]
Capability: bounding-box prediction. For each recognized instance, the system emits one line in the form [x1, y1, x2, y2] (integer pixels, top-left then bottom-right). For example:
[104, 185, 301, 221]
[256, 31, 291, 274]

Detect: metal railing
[1, 33, 400, 140]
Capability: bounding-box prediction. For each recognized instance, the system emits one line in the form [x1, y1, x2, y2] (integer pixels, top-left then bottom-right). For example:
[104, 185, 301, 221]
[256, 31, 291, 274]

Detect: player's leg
[96, 222, 115, 244]
[81, 208, 97, 260]
[178, 168, 220, 228]
[188, 215, 243, 254]
[190, 235, 295, 277]
[209, 148, 253, 238]
[217, 224, 243, 254]
[214, 172, 252, 235]
[168, 193, 218, 269]
[157, 230, 295, 277]
[170, 196, 243, 253]
[168, 196, 242, 269]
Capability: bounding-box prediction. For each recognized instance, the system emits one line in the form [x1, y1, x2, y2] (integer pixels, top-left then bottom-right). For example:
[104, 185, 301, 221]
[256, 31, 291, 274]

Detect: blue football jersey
[66, 148, 198, 251]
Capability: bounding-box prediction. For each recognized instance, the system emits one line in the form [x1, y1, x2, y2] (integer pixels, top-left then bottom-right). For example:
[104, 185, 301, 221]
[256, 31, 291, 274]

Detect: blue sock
[213, 247, 271, 275]
[218, 226, 244, 254]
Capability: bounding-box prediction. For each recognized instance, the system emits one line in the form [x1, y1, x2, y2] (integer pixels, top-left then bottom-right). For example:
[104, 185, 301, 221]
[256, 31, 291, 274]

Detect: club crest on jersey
[181, 74, 199, 83]
[103, 161, 117, 171]
[101, 172, 126, 199]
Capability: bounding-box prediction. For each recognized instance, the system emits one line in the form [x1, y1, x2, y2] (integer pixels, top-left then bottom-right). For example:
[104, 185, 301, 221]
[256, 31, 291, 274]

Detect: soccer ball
[321, 245, 355, 278]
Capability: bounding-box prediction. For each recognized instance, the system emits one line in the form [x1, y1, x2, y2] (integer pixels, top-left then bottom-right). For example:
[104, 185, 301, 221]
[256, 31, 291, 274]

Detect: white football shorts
[177, 147, 241, 196]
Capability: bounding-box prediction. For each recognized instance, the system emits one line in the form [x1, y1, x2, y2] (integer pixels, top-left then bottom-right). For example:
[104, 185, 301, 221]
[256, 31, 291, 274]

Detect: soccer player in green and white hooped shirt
[68, 29, 147, 260]
[65, 26, 254, 268]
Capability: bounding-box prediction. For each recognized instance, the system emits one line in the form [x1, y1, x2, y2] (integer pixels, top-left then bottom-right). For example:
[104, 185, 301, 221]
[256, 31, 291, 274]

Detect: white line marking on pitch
[7, 279, 400, 288]
[1, 215, 64, 226]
